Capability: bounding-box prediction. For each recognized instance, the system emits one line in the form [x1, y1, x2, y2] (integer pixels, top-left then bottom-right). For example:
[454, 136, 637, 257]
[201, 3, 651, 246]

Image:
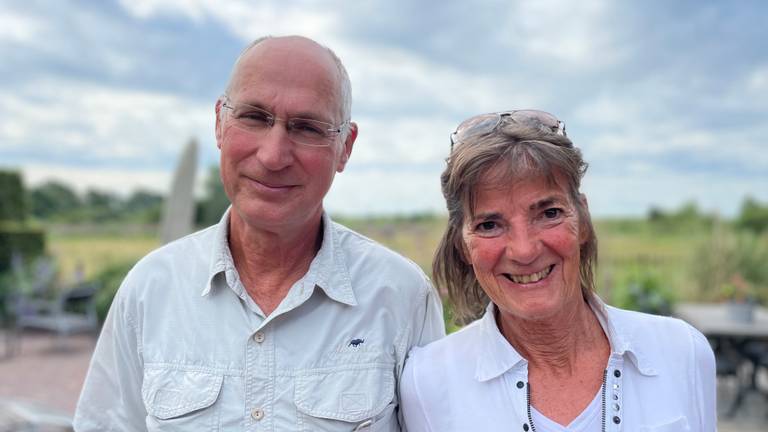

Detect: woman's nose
[504, 228, 540, 265]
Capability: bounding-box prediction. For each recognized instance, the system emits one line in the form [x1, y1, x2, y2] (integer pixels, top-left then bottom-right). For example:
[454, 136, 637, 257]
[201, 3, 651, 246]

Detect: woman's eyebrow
[530, 195, 566, 211]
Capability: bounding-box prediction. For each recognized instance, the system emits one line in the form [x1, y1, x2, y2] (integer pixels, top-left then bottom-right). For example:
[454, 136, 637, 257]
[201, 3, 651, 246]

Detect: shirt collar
[475, 302, 526, 382]
[301, 212, 357, 306]
[588, 295, 658, 376]
[202, 207, 235, 297]
[475, 295, 658, 382]
[201, 209, 357, 307]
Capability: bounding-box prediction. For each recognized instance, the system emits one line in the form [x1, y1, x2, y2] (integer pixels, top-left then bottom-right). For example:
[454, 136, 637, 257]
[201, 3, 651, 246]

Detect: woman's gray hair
[434, 122, 598, 322]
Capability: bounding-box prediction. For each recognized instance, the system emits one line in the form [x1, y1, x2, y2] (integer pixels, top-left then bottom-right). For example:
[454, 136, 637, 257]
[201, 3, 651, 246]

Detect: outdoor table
[675, 302, 768, 417]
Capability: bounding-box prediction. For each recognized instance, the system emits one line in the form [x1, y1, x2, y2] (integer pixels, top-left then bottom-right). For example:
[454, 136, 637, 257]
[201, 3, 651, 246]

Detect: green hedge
[0, 170, 26, 222]
[0, 224, 46, 273]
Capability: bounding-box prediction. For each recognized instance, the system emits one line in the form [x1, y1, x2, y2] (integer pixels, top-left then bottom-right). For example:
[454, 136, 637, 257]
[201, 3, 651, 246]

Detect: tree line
[18, 166, 230, 227]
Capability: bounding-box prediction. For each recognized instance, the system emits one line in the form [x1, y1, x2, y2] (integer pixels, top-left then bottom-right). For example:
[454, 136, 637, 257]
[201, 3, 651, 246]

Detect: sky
[1, 0, 766, 217]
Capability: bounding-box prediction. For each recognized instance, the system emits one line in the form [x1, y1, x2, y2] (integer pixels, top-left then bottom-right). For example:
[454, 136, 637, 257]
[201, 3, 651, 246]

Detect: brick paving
[0, 330, 766, 430]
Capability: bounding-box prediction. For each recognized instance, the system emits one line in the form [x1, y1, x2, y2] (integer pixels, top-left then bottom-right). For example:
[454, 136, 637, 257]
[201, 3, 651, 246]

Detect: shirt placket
[503, 367, 532, 431]
[246, 323, 275, 431]
[605, 356, 624, 432]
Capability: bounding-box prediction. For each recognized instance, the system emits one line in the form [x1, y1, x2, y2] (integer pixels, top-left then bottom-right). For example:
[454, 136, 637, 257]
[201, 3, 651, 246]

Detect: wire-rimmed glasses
[450, 110, 566, 150]
[221, 97, 349, 147]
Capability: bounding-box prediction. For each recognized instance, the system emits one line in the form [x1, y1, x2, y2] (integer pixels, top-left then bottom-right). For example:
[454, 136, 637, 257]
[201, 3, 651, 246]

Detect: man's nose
[256, 123, 295, 171]
[504, 227, 540, 265]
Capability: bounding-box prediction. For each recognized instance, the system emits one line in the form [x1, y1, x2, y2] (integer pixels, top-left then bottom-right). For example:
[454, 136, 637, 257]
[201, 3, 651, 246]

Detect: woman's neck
[498, 299, 608, 376]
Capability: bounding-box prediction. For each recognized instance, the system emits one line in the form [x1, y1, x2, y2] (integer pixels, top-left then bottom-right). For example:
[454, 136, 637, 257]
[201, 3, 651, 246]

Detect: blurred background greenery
[1, 167, 767, 330]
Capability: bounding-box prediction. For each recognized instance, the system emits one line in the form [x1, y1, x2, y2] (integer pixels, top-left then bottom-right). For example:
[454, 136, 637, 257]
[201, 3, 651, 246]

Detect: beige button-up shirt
[74, 210, 445, 431]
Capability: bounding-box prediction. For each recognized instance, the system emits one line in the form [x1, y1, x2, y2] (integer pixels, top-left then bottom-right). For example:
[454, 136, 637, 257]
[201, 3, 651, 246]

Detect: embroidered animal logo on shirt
[348, 338, 365, 347]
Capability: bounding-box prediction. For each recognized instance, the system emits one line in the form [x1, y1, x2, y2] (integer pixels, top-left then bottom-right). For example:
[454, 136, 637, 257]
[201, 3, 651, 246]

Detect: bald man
[74, 36, 444, 431]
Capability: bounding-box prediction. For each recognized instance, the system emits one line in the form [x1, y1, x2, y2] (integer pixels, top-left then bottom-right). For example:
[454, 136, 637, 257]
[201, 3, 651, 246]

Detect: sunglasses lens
[453, 114, 501, 143]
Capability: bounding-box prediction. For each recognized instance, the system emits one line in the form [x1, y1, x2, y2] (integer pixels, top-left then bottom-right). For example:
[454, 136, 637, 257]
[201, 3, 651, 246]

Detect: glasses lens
[507, 110, 566, 136]
[226, 103, 272, 133]
[452, 114, 502, 145]
[289, 118, 336, 147]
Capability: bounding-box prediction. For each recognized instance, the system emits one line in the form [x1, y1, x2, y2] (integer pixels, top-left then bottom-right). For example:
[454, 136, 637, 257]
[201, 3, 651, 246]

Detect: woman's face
[461, 169, 586, 323]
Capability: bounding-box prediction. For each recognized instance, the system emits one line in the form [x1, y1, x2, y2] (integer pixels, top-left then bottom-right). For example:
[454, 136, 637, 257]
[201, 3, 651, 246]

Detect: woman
[401, 111, 716, 431]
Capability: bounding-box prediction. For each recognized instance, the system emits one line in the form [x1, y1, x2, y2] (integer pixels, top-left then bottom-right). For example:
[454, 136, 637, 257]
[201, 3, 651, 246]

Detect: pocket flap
[295, 363, 394, 422]
[142, 368, 224, 420]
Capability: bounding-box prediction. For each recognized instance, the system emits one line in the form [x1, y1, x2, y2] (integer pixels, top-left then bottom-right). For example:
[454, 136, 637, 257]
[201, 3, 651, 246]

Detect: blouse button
[613, 369, 621, 378]
[613, 416, 621, 424]
[523, 423, 530, 431]
[516, 381, 525, 389]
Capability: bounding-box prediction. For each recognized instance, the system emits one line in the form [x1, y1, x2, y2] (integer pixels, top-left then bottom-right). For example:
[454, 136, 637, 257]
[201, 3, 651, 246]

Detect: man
[74, 35, 444, 431]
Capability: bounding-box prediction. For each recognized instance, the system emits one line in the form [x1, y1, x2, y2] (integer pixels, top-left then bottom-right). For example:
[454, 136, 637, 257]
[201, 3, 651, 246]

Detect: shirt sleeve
[396, 276, 445, 431]
[73, 282, 147, 431]
[688, 324, 716, 432]
[400, 348, 434, 432]
[415, 279, 446, 347]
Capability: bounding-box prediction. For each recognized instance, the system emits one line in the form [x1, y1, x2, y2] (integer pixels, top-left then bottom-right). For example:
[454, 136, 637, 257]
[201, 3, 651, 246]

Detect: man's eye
[291, 120, 326, 137]
[239, 110, 271, 124]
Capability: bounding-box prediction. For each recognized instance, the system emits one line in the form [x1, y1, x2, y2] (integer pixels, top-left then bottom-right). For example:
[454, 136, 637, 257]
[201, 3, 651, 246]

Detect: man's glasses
[450, 110, 566, 150]
[221, 98, 349, 147]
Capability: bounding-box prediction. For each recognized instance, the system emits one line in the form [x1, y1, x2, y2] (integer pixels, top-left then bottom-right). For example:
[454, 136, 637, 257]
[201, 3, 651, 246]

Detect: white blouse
[401, 297, 716, 432]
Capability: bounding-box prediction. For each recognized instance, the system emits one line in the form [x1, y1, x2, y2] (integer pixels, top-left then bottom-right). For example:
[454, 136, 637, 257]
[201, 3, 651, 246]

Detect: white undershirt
[530, 389, 603, 432]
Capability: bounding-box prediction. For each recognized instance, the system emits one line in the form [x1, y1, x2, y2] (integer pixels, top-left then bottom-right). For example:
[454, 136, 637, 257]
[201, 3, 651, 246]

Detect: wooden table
[675, 302, 768, 417]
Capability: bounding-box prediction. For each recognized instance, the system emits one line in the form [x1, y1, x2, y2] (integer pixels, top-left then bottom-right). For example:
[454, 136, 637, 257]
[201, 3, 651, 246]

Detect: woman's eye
[543, 208, 562, 219]
[476, 221, 498, 232]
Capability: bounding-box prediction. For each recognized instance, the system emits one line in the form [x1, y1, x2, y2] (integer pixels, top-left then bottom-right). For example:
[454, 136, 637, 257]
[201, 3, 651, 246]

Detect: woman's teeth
[506, 265, 554, 284]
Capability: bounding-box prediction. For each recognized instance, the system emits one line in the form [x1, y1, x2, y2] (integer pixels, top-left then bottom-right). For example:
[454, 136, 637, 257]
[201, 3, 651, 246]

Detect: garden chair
[10, 280, 101, 353]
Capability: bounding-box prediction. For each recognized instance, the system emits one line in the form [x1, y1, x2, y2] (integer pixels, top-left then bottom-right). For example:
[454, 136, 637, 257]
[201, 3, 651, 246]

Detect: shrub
[613, 270, 675, 315]
[93, 260, 136, 322]
[0, 223, 46, 273]
[0, 170, 26, 222]
[693, 224, 768, 304]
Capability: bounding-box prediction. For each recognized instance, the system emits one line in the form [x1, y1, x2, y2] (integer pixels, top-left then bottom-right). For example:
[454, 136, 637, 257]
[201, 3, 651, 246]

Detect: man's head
[215, 36, 358, 234]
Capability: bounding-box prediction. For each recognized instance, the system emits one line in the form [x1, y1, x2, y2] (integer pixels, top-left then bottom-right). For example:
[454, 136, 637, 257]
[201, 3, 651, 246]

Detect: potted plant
[720, 274, 756, 323]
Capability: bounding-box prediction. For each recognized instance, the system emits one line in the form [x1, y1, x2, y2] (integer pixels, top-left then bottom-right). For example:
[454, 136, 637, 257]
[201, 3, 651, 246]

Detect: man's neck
[227, 211, 324, 316]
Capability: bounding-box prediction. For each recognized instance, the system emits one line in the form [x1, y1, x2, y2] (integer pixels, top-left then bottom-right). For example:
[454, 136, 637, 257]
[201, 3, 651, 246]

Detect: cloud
[0, 9, 44, 44]
[118, 0, 339, 43]
[0, 77, 215, 169]
[499, 0, 623, 68]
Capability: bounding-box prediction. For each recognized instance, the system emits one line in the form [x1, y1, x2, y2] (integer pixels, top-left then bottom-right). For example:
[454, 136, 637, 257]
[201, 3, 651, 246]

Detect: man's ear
[215, 99, 224, 148]
[336, 122, 358, 172]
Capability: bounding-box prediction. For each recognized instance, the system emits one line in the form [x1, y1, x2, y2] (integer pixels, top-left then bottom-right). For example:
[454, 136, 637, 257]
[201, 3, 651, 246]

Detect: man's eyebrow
[291, 110, 335, 124]
[237, 101, 332, 124]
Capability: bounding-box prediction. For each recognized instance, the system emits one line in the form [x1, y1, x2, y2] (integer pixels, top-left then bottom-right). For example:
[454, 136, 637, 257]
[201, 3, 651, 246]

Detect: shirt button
[516, 381, 525, 389]
[613, 416, 621, 424]
[613, 369, 621, 378]
[523, 423, 530, 431]
[251, 407, 265, 420]
[253, 332, 265, 343]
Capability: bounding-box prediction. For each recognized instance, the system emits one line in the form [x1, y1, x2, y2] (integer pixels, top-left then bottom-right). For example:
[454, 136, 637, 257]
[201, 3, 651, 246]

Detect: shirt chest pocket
[142, 367, 224, 432]
[295, 362, 397, 432]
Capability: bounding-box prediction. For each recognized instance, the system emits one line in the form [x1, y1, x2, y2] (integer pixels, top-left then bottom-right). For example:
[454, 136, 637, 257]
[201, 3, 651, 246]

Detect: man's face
[215, 38, 356, 233]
